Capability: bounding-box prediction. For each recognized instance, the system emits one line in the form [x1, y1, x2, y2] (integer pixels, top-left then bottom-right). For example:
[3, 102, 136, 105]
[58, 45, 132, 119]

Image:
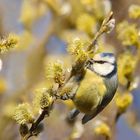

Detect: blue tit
[61, 53, 118, 124]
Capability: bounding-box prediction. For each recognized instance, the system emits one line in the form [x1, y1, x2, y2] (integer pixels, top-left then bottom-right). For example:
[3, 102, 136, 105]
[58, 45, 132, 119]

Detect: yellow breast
[73, 69, 107, 114]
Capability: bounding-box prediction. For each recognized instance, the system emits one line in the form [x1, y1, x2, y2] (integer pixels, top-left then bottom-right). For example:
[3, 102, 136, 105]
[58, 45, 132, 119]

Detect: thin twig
[30, 110, 48, 132]
[21, 105, 53, 140]
[87, 11, 114, 52]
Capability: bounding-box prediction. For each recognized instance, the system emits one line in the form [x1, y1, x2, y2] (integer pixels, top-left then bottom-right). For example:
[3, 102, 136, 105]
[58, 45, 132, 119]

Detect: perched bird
[61, 53, 118, 124]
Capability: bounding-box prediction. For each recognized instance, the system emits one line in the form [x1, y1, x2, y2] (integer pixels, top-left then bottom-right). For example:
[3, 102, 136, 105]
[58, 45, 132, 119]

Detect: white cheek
[93, 63, 114, 76]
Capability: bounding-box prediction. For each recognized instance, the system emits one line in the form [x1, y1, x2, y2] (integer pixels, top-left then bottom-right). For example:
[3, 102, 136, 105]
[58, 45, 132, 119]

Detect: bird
[61, 52, 118, 124]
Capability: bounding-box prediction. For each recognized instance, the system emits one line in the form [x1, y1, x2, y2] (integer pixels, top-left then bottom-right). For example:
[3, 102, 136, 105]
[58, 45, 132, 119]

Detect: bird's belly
[73, 91, 100, 114]
[72, 69, 106, 114]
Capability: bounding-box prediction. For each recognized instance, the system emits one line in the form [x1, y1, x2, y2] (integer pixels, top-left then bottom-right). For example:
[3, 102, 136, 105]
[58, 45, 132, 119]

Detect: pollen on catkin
[0, 33, 19, 53]
[13, 103, 34, 124]
[67, 38, 90, 63]
[115, 93, 133, 113]
[33, 88, 53, 111]
[93, 120, 111, 138]
[116, 21, 139, 46]
[45, 61, 66, 86]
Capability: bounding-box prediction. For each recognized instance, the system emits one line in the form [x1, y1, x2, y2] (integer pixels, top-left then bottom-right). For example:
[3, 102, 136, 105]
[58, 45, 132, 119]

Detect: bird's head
[87, 53, 117, 78]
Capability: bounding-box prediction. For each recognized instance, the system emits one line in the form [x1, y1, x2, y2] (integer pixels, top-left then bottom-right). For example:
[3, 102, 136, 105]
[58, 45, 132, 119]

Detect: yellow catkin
[94, 121, 111, 138]
[13, 103, 34, 124]
[115, 93, 133, 113]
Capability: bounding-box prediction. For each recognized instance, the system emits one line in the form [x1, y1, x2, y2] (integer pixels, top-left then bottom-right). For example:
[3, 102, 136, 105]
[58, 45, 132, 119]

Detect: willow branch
[21, 103, 54, 140]
[87, 11, 114, 52]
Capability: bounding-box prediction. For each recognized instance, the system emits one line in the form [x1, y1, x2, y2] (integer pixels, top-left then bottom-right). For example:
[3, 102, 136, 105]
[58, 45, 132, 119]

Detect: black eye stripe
[94, 60, 115, 66]
[87, 59, 106, 64]
[87, 59, 115, 65]
[94, 60, 107, 64]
